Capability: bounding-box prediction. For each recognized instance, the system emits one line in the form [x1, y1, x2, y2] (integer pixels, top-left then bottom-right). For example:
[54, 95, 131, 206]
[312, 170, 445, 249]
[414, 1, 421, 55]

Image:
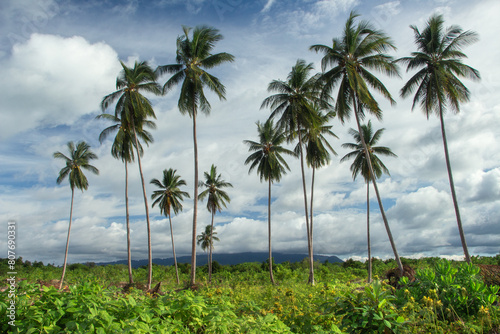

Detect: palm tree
[198, 164, 232, 283]
[156, 25, 235, 286]
[296, 109, 337, 284]
[398, 14, 480, 264]
[150, 169, 190, 284]
[53, 141, 98, 290]
[197, 224, 220, 273]
[261, 59, 325, 284]
[101, 60, 161, 289]
[341, 120, 397, 282]
[97, 113, 155, 285]
[244, 119, 296, 284]
[310, 11, 404, 274]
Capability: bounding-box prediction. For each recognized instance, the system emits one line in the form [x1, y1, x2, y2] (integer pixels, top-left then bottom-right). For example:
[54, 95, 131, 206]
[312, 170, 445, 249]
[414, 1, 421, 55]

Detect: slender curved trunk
[439, 109, 471, 263]
[367, 181, 372, 283]
[310, 166, 315, 255]
[206, 249, 209, 277]
[59, 188, 74, 290]
[169, 215, 180, 284]
[209, 211, 215, 283]
[190, 110, 199, 286]
[132, 125, 153, 289]
[297, 126, 314, 285]
[353, 99, 403, 275]
[268, 178, 275, 284]
[125, 161, 133, 285]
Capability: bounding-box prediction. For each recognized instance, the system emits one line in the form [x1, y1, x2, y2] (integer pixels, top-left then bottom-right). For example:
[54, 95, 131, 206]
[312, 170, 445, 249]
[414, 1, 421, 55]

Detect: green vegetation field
[1, 256, 499, 333]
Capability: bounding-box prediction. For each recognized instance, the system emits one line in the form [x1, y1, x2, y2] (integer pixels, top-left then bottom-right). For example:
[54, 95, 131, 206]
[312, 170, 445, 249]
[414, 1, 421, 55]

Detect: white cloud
[112, 0, 139, 15]
[465, 168, 500, 203]
[261, 0, 276, 13]
[314, 0, 359, 16]
[0, 33, 120, 139]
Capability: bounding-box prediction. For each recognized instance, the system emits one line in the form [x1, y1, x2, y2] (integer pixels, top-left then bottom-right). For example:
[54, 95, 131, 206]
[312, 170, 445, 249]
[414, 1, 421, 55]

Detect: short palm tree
[261, 59, 324, 284]
[156, 25, 234, 286]
[97, 113, 154, 285]
[101, 60, 161, 289]
[341, 120, 397, 282]
[53, 141, 98, 290]
[398, 14, 480, 264]
[198, 164, 232, 283]
[151, 169, 190, 284]
[296, 109, 337, 284]
[244, 119, 296, 284]
[197, 224, 220, 273]
[310, 11, 404, 274]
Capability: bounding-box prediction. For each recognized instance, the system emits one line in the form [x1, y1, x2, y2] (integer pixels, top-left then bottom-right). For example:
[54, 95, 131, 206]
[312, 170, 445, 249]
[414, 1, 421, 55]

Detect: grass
[1, 256, 499, 333]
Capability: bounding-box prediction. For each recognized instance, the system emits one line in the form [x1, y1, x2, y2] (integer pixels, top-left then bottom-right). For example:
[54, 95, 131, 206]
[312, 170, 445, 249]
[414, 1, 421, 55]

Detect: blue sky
[1, 0, 499, 265]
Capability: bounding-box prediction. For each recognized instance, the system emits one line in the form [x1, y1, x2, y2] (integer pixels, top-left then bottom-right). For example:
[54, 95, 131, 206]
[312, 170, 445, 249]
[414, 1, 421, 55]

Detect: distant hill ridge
[96, 252, 343, 268]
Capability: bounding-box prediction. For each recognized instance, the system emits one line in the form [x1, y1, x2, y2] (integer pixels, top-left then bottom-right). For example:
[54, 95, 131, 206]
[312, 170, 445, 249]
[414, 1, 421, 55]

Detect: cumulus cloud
[0, 33, 120, 139]
[466, 168, 500, 203]
[389, 186, 453, 230]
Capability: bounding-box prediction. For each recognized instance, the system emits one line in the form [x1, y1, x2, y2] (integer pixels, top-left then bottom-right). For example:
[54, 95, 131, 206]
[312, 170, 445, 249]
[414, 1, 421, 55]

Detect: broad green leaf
[378, 299, 387, 309]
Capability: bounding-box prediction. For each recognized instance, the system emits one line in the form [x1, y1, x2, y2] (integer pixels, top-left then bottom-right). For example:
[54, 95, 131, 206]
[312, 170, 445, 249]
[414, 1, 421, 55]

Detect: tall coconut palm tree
[197, 224, 220, 272]
[398, 14, 480, 264]
[295, 109, 337, 284]
[151, 169, 190, 285]
[198, 164, 232, 283]
[261, 59, 324, 284]
[101, 60, 161, 289]
[310, 11, 404, 274]
[156, 25, 235, 286]
[341, 120, 397, 282]
[97, 113, 155, 285]
[53, 141, 99, 290]
[244, 119, 296, 284]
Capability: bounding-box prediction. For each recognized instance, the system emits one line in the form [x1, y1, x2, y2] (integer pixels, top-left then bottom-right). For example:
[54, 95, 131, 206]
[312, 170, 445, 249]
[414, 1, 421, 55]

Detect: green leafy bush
[335, 280, 405, 333]
[397, 259, 499, 321]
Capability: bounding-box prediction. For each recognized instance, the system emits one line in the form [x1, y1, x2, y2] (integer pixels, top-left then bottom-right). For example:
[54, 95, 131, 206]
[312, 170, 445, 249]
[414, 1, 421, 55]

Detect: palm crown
[244, 119, 296, 183]
[54, 141, 99, 191]
[101, 61, 161, 127]
[261, 59, 324, 138]
[156, 25, 235, 116]
[97, 113, 155, 163]
[151, 169, 190, 218]
[341, 120, 396, 182]
[197, 224, 220, 252]
[399, 14, 480, 117]
[199, 164, 233, 215]
[310, 11, 399, 122]
[295, 110, 338, 169]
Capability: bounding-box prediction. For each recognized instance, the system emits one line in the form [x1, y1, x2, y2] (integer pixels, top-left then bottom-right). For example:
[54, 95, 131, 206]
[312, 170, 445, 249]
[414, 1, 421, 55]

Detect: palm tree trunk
[353, 101, 403, 275]
[125, 161, 133, 285]
[59, 188, 74, 290]
[268, 178, 275, 284]
[367, 181, 372, 283]
[169, 215, 180, 284]
[190, 110, 199, 286]
[310, 166, 315, 254]
[439, 109, 471, 263]
[209, 211, 215, 283]
[132, 126, 153, 290]
[298, 126, 314, 285]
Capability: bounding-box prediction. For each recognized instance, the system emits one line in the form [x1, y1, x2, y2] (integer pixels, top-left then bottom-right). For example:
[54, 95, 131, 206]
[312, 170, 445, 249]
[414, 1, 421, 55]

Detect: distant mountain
[96, 252, 343, 268]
